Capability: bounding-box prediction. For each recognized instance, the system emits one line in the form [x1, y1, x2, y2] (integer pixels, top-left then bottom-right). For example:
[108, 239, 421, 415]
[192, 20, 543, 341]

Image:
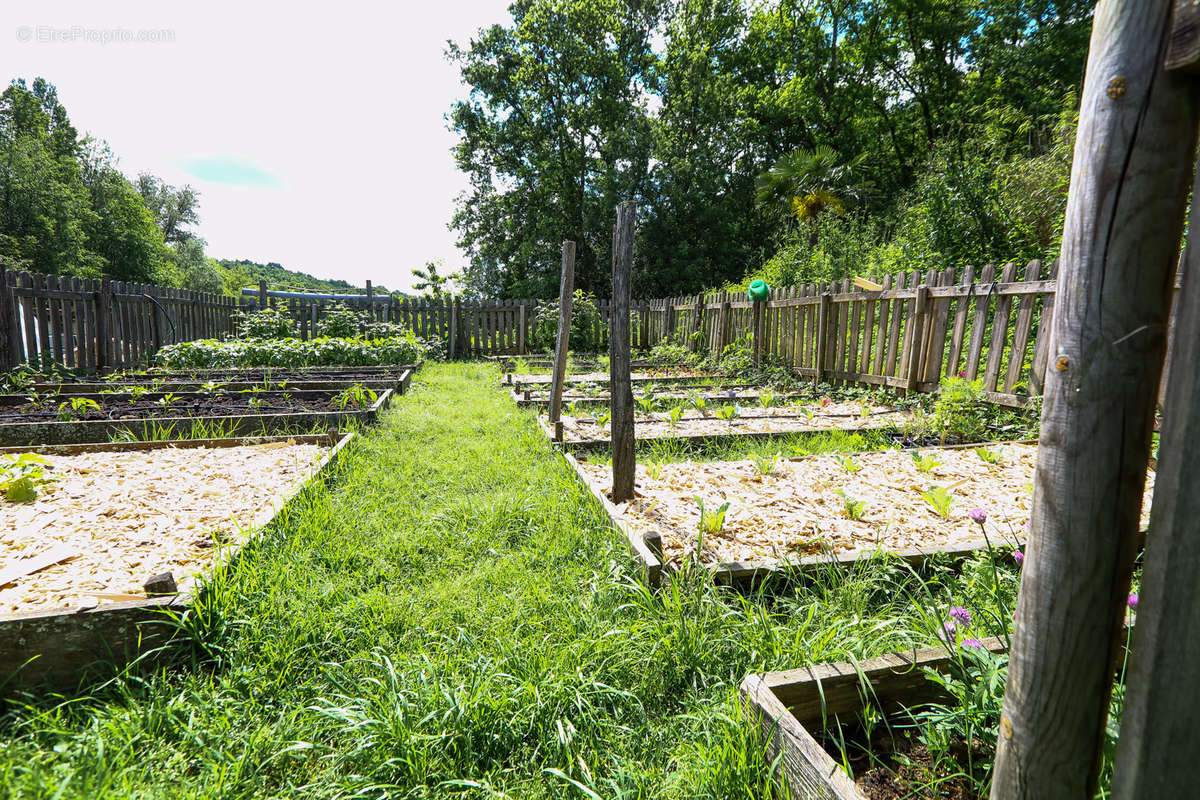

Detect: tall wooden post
[814, 292, 830, 387]
[449, 298, 459, 359]
[258, 280, 268, 310]
[365, 280, 374, 321]
[518, 302, 527, 355]
[1111, 154, 1200, 799]
[610, 203, 636, 503]
[549, 241, 577, 442]
[991, 2, 1200, 797]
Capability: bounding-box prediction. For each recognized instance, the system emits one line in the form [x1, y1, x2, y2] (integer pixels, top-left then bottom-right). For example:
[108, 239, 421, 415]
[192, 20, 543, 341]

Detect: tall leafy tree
[135, 174, 200, 245]
[448, 0, 662, 298]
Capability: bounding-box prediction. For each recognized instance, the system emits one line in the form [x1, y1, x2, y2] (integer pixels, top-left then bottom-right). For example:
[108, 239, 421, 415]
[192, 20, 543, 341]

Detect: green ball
[748, 279, 770, 302]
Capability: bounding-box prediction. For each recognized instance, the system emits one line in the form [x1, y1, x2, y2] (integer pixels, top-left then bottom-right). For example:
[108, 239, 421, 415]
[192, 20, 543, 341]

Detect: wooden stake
[610, 202, 636, 503]
[549, 241, 576, 437]
[1110, 156, 1200, 799]
[992, 2, 1200, 796]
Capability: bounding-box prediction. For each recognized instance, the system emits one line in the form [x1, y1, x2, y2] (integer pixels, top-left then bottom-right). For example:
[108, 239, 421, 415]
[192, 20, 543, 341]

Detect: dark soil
[0, 391, 365, 423]
[823, 726, 991, 800]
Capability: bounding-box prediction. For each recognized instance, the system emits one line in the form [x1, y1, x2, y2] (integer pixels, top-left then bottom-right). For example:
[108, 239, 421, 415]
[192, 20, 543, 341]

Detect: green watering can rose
[748, 279, 770, 302]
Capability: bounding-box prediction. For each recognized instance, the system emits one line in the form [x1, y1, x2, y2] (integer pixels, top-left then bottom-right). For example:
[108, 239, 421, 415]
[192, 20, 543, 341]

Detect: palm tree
[411, 260, 461, 302]
[755, 146, 867, 226]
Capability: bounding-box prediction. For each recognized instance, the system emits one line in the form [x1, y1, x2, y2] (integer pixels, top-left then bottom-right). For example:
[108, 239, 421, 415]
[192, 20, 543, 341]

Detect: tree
[80, 142, 173, 282]
[173, 237, 222, 294]
[411, 260, 460, 301]
[448, 0, 662, 298]
[135, 174, 200, 244]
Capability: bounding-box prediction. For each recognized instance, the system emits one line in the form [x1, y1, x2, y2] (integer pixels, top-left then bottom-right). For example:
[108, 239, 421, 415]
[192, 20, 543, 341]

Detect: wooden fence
[0, 263, 1063, 405]
[0, 268, 238, 372]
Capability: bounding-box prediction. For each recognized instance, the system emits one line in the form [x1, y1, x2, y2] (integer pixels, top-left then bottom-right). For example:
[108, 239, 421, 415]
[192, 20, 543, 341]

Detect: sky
[4, 1, 514, 293]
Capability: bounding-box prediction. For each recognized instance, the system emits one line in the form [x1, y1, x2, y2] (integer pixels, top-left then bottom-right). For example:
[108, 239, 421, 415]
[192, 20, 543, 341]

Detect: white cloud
[4, 0, 513, 292]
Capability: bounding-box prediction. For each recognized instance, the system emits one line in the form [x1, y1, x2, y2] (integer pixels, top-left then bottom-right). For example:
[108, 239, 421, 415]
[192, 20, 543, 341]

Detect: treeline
[0, 78, 225, 293]
[449, 0, 1091, 299]
[214, 259, 394, 298]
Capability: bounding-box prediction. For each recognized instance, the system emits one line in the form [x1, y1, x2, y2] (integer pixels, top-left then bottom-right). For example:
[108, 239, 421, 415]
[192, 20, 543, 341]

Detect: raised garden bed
[0, 432, 352, 691]
[566, 441, 1155, 585]
[539, 401, 910, 451]
[511, 383, 809, 408]
[740, 638, 1008, 799]
[0, 388, 391, 446]
[505, 368, 722, 387]
[22, 365, 417, 395]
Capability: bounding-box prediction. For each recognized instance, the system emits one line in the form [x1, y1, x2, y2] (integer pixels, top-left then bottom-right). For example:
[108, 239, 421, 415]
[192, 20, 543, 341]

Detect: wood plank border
[0, 432, 355, 692]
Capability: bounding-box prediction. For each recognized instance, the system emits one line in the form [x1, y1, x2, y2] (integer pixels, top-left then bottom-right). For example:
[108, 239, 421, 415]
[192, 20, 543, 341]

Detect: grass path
[0, 363, 1001, 799]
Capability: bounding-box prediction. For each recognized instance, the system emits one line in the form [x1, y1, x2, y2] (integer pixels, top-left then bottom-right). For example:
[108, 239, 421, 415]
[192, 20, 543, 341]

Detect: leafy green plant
[0, 453, 55, 502]
[834, 454, 862, 473]
[231, 305, 296, 339]
[932, 376, 989, 443]
[690, 393, 710, 417]
[751, 451, 781, 477]
[332, 384, 378, 411]
[596, 411, 611, 430]
[976, 446, 1003, 465]
[155, 393, 180, 408]
[922, 485, 956, 517]
[911, 451, 943, 472]
[758, 391, 775, 409]
[716, 404, 739, 424]
[155, 333, 434, 369]
[694, 495, 731, 541]
[666, 405, 684, 430]
[56, 397, 101, 421]
[529, 290, 603, 353]
[636, 392, 658, 415]
[837, 489, 867, 520]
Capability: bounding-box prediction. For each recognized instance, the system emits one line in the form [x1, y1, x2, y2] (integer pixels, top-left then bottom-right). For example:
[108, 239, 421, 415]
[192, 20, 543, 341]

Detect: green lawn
[0, 363, 1012, 799]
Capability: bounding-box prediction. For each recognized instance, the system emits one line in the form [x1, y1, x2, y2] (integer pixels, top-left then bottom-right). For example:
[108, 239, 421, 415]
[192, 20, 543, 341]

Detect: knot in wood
[1107, 76, 1127, 99]
[1055, 355, 1070, 372]
[1001, 715, 1013, 740]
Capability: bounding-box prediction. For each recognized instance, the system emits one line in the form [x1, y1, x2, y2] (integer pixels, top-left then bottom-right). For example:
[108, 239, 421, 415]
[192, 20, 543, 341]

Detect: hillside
[215, 259, 396, 296]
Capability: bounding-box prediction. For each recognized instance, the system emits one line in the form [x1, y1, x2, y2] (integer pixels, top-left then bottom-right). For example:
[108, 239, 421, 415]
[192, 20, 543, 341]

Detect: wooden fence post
[0, 267, 14, 371]
[752, 300, 764, 365]
[904, 284, 929, 390]
[549, 241, 577, 440]
[449, 298, 459, 359]
[518, 302, 527, 355]
[814, 291, 830, 386]
[991, 2, 1200, 796]
[1111, 150, 1200, 798]
[688, 295, 704, 353]
[610, 203, 636, 503]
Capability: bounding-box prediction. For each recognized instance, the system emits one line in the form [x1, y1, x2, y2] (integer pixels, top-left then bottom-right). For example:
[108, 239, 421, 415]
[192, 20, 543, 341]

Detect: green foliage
[976, 446, 1003, 465]
[331, 384, 378, 411]
[715, 403, 738, 423]
[932, 377, 990, 443]
[450, 2, 1092, 298]
[529, 290, 603, 353]
[665, 404, 684, 430]
[231, 306, 296, 339]
[751, 451, 781, 477]
[154, 334, 430, 369]
[693, 495, 731, 541]
[921, 485, 956, 518]
[837, 489, 867, 521]
[834, 454, 862, 474]
[0, 452, 55, 502]
[214, 259, 389, 298]
[410, 259, 460, 301]
[56, 396, 100, 421]
[910, 451, 944, 473]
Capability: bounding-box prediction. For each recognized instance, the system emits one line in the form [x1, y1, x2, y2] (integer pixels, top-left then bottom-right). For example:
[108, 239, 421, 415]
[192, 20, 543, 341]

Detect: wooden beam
[548, 241, 576, 435]
[610, 203, 636, 503]
[991, 2, 1200, 797]
[1165, 0, 1200, 71]
[1111, 154, 1200, 799]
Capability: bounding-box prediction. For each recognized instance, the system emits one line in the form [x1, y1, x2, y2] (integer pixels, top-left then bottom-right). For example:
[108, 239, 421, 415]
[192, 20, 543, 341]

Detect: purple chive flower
[962, 638, 983, 649]
[1013, 550, 1024, 567]
[1128, 592, 1139, 610]
[969, 507, 987, 524]
[726, 390, 737, 398]
[950, 606, 971, 627]
[941, 620, 957, 641]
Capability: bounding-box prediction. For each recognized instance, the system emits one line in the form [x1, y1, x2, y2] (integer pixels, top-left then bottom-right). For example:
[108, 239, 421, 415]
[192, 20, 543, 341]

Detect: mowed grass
[0, 363, 1013, 799]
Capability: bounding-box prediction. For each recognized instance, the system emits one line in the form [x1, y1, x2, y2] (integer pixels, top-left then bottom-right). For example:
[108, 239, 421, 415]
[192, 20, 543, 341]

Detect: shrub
[529, 290, 603, 353]
[155, 332, 433, 369]
[231, 306, 296, 339]
[316, 302, 411, 339]
[932, 376, 990, 442]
